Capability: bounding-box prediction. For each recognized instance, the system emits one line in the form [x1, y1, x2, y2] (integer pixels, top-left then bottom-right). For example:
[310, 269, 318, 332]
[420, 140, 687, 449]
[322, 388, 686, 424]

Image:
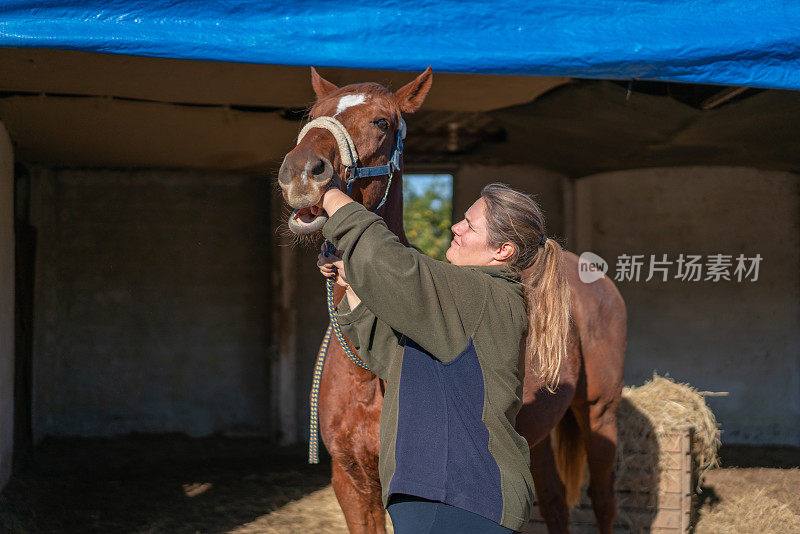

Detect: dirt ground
[1, 437, 797, 533]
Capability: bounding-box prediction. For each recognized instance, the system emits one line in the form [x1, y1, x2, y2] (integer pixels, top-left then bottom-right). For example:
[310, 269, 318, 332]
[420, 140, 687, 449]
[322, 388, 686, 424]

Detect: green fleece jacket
[323, 202, 533, 531]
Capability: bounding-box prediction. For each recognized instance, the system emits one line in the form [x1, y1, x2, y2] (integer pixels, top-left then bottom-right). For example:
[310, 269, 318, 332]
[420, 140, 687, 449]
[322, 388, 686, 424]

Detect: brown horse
[277, 68, 627, 534]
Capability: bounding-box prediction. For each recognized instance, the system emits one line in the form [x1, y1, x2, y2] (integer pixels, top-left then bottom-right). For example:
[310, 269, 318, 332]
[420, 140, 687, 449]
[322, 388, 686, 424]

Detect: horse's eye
[374, 118, 390, 132]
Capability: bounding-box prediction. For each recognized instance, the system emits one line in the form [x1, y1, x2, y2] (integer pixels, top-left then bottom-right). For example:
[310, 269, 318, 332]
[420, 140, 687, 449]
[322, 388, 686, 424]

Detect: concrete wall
[30, 169, 271, 440]
[580, 166, 799, 445]
[0, 122, 14, 488]
[20, 163, 800, 447]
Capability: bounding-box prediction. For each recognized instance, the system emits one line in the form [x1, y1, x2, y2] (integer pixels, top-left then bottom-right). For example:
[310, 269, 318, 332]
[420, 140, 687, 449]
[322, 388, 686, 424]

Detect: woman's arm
[318, 247, 397, 378]
[332, 297, 398, 379]
[345, 286, 361, 310]
[320, 192, 489, 363]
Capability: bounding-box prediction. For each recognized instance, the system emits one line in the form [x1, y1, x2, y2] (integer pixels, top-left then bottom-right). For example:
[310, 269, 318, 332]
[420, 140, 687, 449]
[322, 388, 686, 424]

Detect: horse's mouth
[288, 205, 328, 234]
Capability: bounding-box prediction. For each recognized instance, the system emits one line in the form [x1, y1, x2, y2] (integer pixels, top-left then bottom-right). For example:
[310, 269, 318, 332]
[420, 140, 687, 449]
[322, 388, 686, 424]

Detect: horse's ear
[394, 66, 433, 113]
[310, 67, 339, 99]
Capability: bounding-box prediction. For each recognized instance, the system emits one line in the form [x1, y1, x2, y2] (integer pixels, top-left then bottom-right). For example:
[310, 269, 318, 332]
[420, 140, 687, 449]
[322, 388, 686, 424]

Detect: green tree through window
[403, 174, 453, 261]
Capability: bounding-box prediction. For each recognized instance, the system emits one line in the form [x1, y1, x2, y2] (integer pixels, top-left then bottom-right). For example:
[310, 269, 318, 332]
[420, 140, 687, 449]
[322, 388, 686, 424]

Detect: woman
[316, 182, 571, 534]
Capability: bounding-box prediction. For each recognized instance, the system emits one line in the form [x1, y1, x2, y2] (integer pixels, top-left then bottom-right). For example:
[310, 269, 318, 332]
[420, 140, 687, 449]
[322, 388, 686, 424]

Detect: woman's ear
[494, 242, 516, 263]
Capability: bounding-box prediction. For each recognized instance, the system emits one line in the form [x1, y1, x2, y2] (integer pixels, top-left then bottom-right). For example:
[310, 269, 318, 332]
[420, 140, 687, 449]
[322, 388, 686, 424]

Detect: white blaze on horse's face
[334, 94, 367, 117]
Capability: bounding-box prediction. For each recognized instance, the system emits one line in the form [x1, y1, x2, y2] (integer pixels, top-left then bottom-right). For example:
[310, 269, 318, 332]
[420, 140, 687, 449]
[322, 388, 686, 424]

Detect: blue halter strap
[344, 121, 405, 212]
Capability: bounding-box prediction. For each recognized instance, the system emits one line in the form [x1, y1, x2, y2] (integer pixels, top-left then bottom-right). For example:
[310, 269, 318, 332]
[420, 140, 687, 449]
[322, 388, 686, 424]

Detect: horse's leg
[530, 438, 571, 534]
[320, 331, 386, 534]
[573, 402, 618, 534]
[367, 504, 388, 534]
[331, 460, 387, 534]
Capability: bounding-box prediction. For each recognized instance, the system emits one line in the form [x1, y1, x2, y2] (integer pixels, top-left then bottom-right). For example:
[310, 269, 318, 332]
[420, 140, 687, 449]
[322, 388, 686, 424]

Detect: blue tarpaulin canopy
[1, 1, 799, 90]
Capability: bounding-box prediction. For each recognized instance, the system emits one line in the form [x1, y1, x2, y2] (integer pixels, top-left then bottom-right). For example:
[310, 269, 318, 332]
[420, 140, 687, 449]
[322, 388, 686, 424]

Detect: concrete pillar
[0, 121, 14, 490]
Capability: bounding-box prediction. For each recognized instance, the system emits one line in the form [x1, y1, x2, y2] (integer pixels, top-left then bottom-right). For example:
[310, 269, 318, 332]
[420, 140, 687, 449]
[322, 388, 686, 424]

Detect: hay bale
[617, 373, 721, 486]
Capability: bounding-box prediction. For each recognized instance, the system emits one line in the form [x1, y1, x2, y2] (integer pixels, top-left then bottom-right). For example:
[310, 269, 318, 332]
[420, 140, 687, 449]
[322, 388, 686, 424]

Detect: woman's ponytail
[481, 183, 571, 392]
[521, 238, 571, 392]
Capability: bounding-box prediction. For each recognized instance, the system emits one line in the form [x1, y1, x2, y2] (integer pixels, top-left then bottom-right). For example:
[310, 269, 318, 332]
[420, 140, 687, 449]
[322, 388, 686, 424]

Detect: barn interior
[0, 48, 798, 529]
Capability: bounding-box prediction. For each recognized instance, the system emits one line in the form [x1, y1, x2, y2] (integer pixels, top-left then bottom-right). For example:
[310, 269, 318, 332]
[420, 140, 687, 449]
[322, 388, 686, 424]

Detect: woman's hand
[316, 186, 354, 218]
[318, 243, 362, 309]
[317, 244, 349, 289]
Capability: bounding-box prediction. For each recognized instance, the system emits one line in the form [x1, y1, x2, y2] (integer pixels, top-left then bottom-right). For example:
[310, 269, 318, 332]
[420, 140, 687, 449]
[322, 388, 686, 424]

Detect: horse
[276, 67, 627, 534]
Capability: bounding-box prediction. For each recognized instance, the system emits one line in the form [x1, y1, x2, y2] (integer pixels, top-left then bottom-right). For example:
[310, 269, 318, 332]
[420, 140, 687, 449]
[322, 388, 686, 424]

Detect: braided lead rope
[308, 276, 372, 464]
[297, 116, 358, 168]
[308, 324, 332, 464]
[325, 277, 371, 371]
[308, 325, 331, 463]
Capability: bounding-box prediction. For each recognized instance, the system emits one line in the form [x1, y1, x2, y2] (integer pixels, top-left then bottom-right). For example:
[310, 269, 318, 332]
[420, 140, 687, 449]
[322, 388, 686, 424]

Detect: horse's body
[277, 68, 627, 534]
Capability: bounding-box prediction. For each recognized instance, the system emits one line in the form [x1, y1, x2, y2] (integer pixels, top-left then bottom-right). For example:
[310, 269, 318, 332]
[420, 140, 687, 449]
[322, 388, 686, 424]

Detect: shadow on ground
[2, 437, 799, 533]
[0, 434, 332, 533]
[717, 444, 800, 469]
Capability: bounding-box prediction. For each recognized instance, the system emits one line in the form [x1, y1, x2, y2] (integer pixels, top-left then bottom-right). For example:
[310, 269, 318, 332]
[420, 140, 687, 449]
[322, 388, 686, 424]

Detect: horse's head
[278, 67, 433, 234]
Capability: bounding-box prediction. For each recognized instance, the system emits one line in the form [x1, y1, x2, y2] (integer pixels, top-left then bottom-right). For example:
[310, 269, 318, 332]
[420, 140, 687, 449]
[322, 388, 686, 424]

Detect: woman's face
[447, 198, 510, 266]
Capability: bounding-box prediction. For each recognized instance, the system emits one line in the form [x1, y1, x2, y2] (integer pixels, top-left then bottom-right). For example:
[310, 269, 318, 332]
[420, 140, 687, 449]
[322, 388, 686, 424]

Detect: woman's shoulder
[471, 269, 527, 340]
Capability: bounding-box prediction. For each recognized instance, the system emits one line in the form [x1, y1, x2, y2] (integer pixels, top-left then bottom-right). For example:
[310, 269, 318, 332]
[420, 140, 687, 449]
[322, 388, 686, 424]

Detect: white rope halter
[297, 116, 360, 168]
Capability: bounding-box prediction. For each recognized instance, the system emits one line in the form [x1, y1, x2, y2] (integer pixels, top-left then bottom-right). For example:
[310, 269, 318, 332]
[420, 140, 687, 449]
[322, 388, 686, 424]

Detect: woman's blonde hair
[481, 183, 571, 392]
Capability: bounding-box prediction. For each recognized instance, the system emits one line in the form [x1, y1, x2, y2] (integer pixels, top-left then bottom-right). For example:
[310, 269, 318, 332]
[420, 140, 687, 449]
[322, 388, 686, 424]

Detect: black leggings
[387, 494, 516, 534]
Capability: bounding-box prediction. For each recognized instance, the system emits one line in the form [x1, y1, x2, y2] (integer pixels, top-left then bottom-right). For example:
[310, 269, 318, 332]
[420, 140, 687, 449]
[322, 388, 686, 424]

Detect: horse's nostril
[312, 157, 333, 182]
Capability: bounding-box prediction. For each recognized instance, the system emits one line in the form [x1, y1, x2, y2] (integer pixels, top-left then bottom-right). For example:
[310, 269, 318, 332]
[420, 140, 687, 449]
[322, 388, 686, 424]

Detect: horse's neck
[380, 171, 409, 246]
